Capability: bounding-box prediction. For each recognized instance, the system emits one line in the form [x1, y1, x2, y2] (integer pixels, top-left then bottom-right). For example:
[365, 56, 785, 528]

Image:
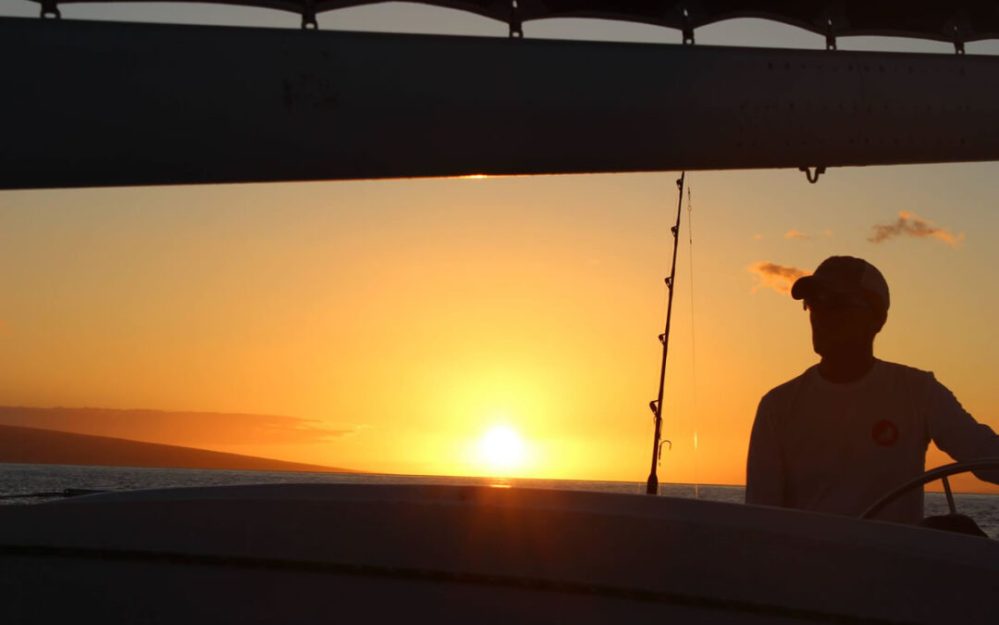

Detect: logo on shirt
[871, 419, 899, 447]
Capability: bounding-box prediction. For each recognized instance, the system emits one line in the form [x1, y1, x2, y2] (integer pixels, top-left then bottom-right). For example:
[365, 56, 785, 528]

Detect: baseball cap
[791, 256, 890, 316]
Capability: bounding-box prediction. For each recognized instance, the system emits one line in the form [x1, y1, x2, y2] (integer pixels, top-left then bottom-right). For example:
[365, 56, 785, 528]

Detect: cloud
[868, 211, 964, 247]
[0, 406, 361, 448]
[784, 229, 810, 240]
[784, 229, 833, 240]
[752, 233, 764, 241]
[749, 261, 809, 295]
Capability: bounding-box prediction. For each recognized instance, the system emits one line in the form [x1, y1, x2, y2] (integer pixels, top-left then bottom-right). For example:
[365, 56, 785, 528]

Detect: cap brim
[791, 275, 832, 300]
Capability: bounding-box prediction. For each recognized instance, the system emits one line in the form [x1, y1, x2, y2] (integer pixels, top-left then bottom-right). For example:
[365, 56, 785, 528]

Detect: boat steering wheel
[860, 458, 999, 522]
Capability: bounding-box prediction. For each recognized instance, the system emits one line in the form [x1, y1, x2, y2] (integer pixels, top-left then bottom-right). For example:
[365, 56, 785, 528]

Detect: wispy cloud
[0, 406, 361, 447]
[784, 229, 810, 240]
[784, 228, 833, 240]
[752, 233, 765, 241]
[749, 261, 808, 295]
[868, 211, 964, 247]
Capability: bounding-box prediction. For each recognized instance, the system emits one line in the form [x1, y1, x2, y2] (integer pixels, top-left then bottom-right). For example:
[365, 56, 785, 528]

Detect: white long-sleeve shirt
[746, 359, 999, 524]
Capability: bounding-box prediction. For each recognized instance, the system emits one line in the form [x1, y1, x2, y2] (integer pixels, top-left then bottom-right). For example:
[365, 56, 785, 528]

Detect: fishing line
[686, 184, 699, 500]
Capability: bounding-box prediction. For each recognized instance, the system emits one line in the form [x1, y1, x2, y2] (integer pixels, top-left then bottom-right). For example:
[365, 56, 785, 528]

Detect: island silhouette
[0, 424, 351, 473]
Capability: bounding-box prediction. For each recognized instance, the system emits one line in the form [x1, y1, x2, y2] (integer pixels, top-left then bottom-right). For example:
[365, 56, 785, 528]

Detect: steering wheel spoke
[941, 475, 957, 515]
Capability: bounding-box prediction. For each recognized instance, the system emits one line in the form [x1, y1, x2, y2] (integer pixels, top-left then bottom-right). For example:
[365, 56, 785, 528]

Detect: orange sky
[3, 167, 999, 494]
[2, 4, 999, 493]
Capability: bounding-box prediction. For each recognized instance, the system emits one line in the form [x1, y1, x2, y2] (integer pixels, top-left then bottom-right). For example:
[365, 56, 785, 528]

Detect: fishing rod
[646, 173, 685, 495]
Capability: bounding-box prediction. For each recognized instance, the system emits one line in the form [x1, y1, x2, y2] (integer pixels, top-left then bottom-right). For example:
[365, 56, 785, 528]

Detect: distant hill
[0, 425, 351, 473]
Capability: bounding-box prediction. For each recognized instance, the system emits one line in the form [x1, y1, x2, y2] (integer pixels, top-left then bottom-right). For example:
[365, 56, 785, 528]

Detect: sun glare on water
[477, 425, 526, 472]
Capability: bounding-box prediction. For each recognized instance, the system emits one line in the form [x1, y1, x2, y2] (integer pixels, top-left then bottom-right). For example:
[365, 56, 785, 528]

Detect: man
[746, 256, 999, 524]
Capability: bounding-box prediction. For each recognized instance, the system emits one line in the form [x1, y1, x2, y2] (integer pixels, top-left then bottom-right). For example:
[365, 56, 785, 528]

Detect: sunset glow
[477, 425, 526, 472]
[1, 167, 997, 493]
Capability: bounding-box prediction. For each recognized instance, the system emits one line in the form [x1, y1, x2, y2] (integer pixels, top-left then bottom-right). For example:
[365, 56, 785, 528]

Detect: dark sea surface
[1, 463, 997, 539]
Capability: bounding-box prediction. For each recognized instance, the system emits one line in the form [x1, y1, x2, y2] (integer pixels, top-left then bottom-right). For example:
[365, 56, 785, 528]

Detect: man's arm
[925, 374, 999, 483]
[746, 397, 786, 506]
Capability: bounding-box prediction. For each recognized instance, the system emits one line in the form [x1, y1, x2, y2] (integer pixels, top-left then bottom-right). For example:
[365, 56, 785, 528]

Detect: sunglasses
[802, 292, 871, 313]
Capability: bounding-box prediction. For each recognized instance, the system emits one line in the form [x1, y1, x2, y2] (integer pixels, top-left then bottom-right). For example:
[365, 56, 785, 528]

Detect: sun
[477, 425, 525, 472]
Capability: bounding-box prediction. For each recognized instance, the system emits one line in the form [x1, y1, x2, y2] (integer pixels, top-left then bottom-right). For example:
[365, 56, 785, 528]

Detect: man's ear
[872, 311, 887, 335]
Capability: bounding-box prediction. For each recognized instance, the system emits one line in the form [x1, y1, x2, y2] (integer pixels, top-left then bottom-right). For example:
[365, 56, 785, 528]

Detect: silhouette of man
[746, 256, 999, 523]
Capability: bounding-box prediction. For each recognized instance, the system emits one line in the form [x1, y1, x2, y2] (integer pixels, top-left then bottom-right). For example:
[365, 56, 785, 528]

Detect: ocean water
[1, 463, 997, 539]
